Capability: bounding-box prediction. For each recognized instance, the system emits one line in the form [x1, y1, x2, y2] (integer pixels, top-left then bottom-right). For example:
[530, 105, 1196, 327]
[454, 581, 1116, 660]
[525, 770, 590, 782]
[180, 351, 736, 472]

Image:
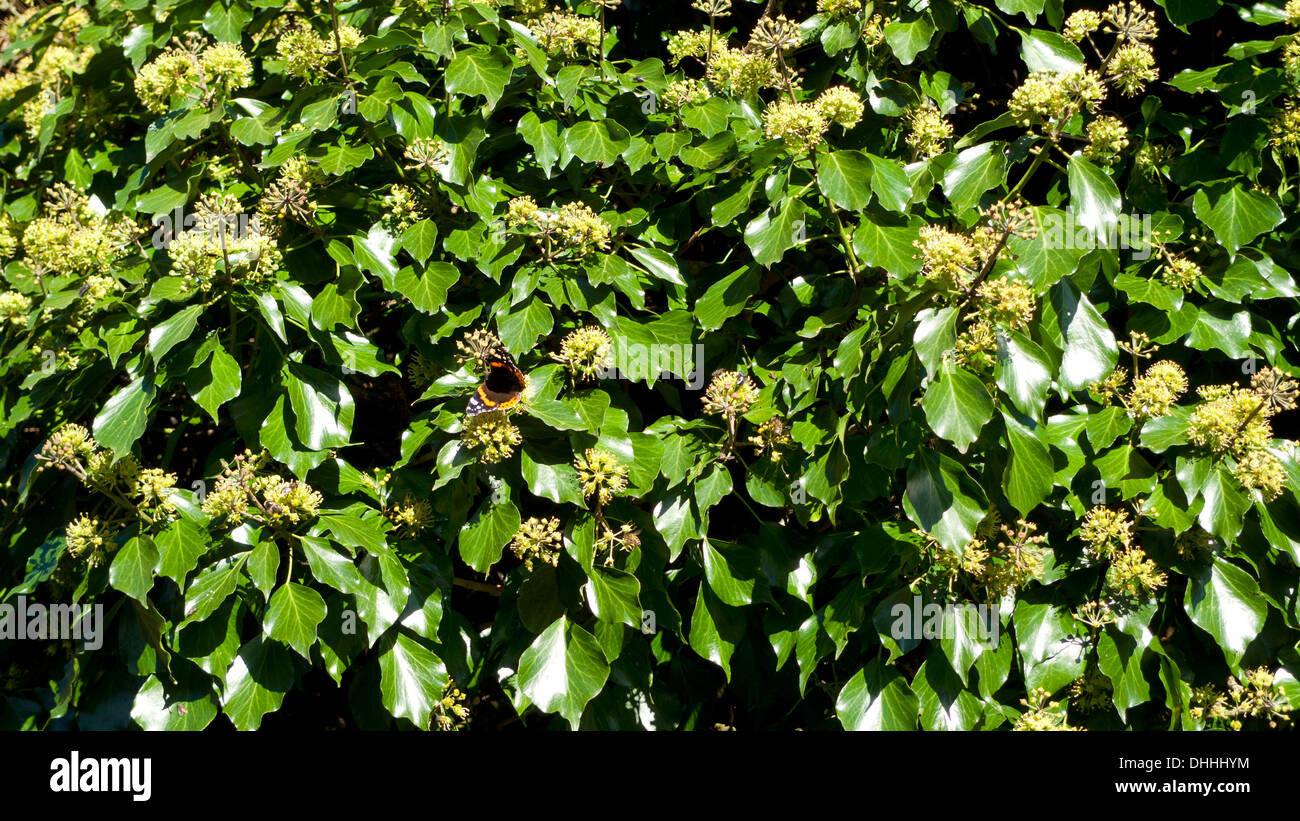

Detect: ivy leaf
[445, 45, 513, 110]
[942, 142, 1007, 214]
[379, 632, 449, 729]
[458, 498, 520, 573]
[221, 635, 294, 731]
[109, 537, 159, 604]
[836, 658, 919, 730]
[93, 376, 155, 455]
[1043, 279, 1118, 392]
[1067, 155, 1121, 238]
[1019, 29, 1084, 72]
[744, 198, 806, 267]
[517, 616, 610, 729]
[1002, 412, 1054, 515]
[921, 361, 993, 450]
[1193, 185, 1285, 255]
[903, 450, 988, 553]
[265, 582, 327, 659]
[883, 16, 936, 65]
[817, 150, 873, 211]
[1184, 557, 1267, 669]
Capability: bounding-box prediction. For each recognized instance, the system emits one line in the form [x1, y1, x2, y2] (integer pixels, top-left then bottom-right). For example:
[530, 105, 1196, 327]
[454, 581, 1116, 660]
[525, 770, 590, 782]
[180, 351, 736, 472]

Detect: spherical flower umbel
[1079, 506, 1134, 560]
[574, 448, 628, 506]
[404, 137, 451, 175]
[1064, 9, 1102, 42]
[65, 515, 114, 568]
[1161, 256, 1203, 291]
[818, 0, 863, 21]
[702, 370, 759, 419]
[1106, 43, 1158, 96]
[662, 78, 710, 109]
[814, 86, 864, 128]
[905, 102, 952, 158]
[1084, 115, 1130, 164]
[748, 15, 802, 54]
[914, 225, 977, 293]
[387, 495, 432, 538]
[748, 417, 792, 461]
[258, 478, 324, 528]
[976, 277, 1036, 329]
[1233, 449, 1287, 501]
[134, 467, 179, 518]
[1102, 1, 1159, 43]
[1127, 360, 1187, 419]
[1269, 105, 1300, 152]
[198, 42, 253, 95]
[509, 516, 563, 570]
[1251, 367, 1299, 415]
[762, 100, 828, 154]
[382, 185, 427, 233]
[462, 411, 522, 464]
[555, 326, 612, 381]
[706, 45, 777, 97]
[0, 290, 31, 326]
[1107, 547, 1167, 599]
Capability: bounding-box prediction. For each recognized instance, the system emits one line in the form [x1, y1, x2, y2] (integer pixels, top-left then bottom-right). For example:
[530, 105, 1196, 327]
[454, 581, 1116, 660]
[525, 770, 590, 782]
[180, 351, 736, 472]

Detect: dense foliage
[2, 0, 1299, 731]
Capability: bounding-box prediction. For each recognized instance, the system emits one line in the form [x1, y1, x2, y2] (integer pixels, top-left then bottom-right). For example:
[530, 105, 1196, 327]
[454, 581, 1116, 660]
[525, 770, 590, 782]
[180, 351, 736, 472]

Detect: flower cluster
[1190, 668, 1293, 730]
[65, 515, 115, 569]
[913, 225, 977, 293]
[762, 100, 828, 154]
[455, 329, 504, 371]
[662, 78, 711, 109]
[1070, 667, 1115, 713]
[168, 194, 280, 292]
[905, 102, 952, 158]
[814, 86, 863, 129]
[574, 448, 628, 506]
[1008, 70, 1106, 128]
[509, 516, 563, 571]
[276, 20, 364, 80]
[259, 156, 325, 227]
[21, 184, 135, 280]
[1014, 688, 1081, 731]
[1084, 115, 1130, 164]
[1160, 256, 1202, 291]
[1106, 43, 1158, 96]
[535, 11, 602, 59]
[404, 137, 451, 175]
[0, 290, 31, 326]
[748, 417, 792, 462]
[975, 277, 1036, 330]
[462, 412, 522, 463]
[386, 495, 432, 538]
[434, 685, 471, 731]
[136, 39, 253, 113]
[748, 15, 802, 55]
[702, 370, 759, 420]
[1063, 10, 1102, 42]
[1079, 506, 1134, 560]
[505, 197, 612, 256]
[926, 518, 1049, 600]
[382, 185, 428, 233]
[818, 0, 864, 21]
[1126, 360, 1187, 419]
[1185, 369, 1296, 500]
[201, 450, 323, 529]
[554, 326, 612, 381]
[37, 424, 180, 524]
[1107, 544, 1167, 599]
[706, 45, 779, 97]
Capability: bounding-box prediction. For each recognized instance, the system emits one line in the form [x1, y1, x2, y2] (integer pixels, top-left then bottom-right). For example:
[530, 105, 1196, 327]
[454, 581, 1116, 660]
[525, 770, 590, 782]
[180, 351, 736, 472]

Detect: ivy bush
[2, 0, 1300, 731]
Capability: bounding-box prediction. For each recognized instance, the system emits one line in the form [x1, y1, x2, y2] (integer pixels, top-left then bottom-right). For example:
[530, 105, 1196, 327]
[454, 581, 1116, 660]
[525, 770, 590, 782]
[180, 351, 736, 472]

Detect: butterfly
[466, 348, 526, 416]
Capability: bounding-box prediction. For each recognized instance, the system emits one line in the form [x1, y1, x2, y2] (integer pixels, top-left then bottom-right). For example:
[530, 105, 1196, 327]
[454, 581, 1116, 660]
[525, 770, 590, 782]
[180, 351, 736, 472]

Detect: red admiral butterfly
[466, 348, 526, 416]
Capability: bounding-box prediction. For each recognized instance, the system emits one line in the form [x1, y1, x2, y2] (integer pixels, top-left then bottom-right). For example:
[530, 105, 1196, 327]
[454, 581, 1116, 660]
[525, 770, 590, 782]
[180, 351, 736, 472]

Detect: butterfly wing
[466, 350, 526, 416]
